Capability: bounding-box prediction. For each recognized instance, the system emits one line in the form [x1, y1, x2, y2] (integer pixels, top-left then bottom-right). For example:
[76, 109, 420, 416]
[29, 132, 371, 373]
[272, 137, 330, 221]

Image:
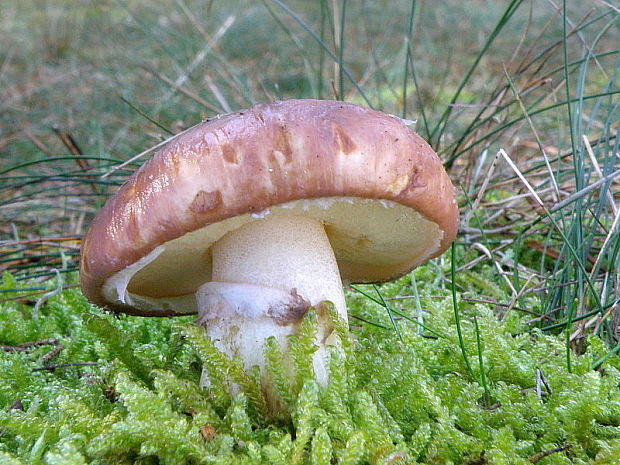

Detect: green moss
[2, 272, 620, 464]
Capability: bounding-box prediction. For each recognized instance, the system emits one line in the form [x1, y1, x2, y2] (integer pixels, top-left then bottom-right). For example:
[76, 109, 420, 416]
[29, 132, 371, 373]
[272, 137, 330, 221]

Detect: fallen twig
[32, 362, 97, 372]
[41, 343, 64, 363]
[528, 444, 572, 463]
[51, 126, 99, 195]
[1, 338, 58, 352]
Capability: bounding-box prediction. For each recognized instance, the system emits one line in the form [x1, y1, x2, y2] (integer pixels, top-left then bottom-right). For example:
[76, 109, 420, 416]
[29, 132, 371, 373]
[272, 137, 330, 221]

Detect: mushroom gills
[119, 197, 444, 311]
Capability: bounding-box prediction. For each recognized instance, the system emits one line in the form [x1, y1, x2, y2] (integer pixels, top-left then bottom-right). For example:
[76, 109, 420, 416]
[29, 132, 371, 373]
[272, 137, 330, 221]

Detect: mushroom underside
[102, 196, 444, 315]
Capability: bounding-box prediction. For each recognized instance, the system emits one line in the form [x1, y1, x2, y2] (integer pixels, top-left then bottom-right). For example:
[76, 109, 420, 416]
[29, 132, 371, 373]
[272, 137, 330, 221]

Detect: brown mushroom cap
[80, 99, 459, 316]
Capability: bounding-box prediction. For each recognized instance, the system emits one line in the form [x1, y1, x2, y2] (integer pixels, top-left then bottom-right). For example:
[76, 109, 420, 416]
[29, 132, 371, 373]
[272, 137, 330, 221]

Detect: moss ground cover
[2, 269, 620, 464]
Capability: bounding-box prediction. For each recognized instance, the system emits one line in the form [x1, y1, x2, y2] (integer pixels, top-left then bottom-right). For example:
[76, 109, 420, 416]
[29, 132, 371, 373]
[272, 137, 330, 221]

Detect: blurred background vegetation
[1, 0, 619, 351]
[3, 1, 615, 162]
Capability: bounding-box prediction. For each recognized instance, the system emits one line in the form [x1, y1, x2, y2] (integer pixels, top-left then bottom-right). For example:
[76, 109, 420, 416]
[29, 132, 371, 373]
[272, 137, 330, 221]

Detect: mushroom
[80, 99, 458, 399]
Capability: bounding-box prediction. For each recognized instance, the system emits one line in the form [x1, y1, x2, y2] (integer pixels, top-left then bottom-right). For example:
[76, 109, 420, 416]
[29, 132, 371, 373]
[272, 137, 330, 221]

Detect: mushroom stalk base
[196, 214, 347, 401]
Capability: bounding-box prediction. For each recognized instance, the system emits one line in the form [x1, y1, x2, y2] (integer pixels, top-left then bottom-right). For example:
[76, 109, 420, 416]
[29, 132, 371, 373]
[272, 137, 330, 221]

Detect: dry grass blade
[583, 134, 617, 215]
[155, 14, 236, 110]
[471, 242, 518, 296]
[100, 130, 189, 178]
[550, 167, 620, 213]
[462, 150, 500, 229]
[205, 75, 232, 113]
[588, 206, 620, 279]
[499, 149, 545, 207]
[597, 0, 620, 16]
[142, 66, 223, 112]
[503, 64, 560, 201]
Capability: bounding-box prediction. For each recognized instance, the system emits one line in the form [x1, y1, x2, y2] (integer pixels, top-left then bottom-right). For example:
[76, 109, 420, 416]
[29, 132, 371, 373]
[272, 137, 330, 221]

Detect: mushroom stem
[196, 214, 347, 396]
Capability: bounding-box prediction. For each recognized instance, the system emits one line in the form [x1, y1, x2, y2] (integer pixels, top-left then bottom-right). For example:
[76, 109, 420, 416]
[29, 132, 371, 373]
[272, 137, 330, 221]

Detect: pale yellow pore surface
[102, 197, 442, 315]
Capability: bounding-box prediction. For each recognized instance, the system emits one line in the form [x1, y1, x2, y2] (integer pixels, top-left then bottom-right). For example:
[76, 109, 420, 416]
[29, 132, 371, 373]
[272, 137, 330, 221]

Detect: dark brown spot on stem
[269, 288, 311, 325]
